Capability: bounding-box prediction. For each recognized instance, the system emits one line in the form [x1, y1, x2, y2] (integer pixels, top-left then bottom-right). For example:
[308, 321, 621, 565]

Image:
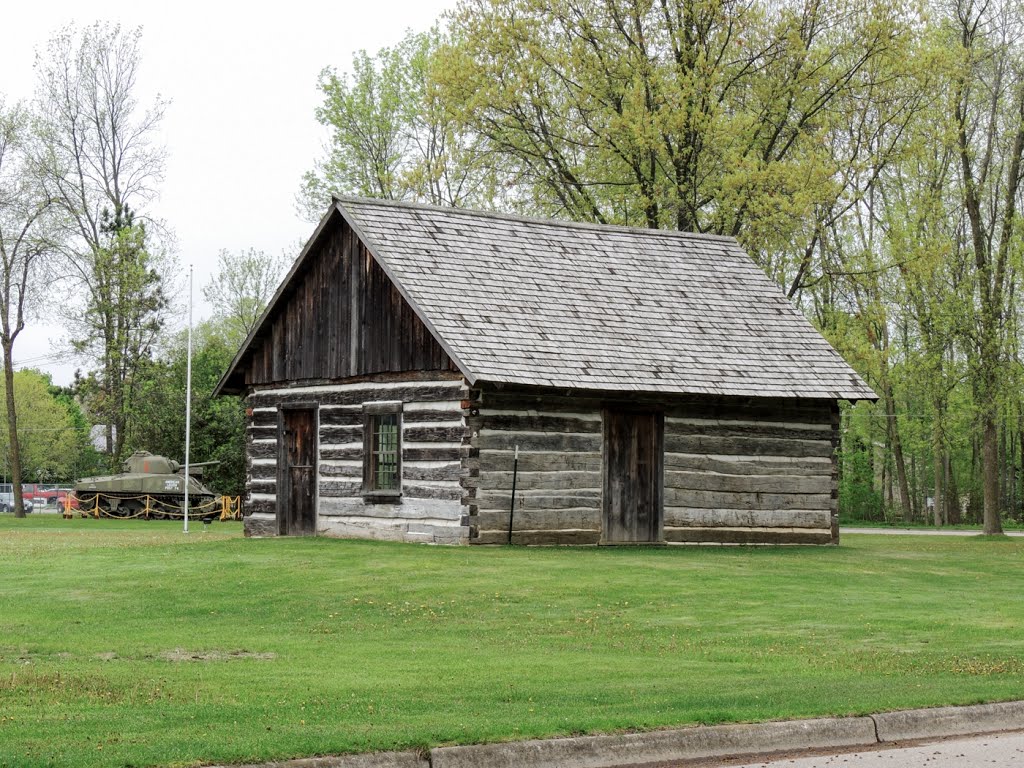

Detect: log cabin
[214, 196, 876, 545]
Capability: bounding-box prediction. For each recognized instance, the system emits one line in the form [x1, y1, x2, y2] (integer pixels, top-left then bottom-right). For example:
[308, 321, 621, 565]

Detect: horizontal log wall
[243, 404, 279, 536]
[465, 389, 603, 546]
[468, 387, 838, 546]
[662, 402, 837, 544]
[246, 380, 839, 546]
[243, 377, 470, 544]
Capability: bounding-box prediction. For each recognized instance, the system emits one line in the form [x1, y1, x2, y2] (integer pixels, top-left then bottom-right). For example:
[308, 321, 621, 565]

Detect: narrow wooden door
[602, 409, 664, 544]
[279, 408, 317, 536]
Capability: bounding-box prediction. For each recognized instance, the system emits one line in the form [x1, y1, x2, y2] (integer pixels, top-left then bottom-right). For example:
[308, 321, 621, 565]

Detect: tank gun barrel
[179, 460, 220, 477]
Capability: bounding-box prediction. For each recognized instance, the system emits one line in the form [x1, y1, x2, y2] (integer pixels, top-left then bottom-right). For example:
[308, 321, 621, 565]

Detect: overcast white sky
[2, 0, 459, 385]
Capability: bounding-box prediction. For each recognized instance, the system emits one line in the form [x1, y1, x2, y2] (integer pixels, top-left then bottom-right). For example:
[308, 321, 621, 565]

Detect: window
[362, 402, 402, 499]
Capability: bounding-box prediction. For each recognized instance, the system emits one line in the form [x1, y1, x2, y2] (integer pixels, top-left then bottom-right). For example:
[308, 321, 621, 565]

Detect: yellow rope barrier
[219, 496, 243, 521]
[68, 491, 232, 520]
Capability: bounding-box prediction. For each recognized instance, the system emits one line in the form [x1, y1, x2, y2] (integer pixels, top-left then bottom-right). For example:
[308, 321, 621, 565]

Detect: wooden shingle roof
[336, 197, 875, 401]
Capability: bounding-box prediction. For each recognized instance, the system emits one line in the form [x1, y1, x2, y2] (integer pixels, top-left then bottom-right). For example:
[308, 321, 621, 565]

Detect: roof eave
[469, 374, 879, 402]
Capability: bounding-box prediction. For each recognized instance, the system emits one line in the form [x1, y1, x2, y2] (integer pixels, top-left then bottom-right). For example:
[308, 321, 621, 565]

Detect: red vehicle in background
[31, 488, 59, 504]
[56, 490, 80, 511]
[27, 488, 79, 511]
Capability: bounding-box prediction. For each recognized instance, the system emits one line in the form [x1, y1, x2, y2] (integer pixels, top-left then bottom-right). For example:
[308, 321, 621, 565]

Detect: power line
[13, 353, 72, 366]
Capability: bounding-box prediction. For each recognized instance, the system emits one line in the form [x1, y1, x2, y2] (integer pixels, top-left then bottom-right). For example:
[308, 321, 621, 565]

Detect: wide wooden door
[279, 408, 317, 536]
[602, 409, 664, 544]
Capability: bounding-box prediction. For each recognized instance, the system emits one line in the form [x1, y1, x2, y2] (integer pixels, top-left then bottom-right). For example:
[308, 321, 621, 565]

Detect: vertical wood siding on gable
[242, 219, 457, 387]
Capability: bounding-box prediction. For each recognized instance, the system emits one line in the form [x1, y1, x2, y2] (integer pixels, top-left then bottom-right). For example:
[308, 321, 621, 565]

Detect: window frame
[362, 401, 403, 501]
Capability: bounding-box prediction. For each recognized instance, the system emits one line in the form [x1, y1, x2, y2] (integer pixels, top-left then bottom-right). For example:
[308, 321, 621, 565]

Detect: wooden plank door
[279, 408, 317, 536]
[602, 409, 664, 544]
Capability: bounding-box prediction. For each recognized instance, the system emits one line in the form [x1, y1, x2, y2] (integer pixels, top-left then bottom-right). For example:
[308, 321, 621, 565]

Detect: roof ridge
[333, 194, 740, 245]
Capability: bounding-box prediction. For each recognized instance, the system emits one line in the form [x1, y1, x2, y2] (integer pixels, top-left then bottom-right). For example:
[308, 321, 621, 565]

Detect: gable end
[217, 212, 460, 394]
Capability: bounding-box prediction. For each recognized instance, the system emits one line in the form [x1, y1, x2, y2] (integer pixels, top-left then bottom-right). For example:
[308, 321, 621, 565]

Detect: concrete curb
[873, 700, 1024, 742]
[208, 700, 1024, 768]
[209, 752, 428, 768]
[430, 716, 876, 768]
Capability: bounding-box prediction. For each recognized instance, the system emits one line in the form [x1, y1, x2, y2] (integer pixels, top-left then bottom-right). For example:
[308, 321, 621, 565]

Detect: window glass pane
[370, 413, 400, 491]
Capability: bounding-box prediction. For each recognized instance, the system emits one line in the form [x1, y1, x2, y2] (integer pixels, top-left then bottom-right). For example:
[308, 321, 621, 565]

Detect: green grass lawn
[841, 518, 1024, 530]
[2, 516, 1023, 768]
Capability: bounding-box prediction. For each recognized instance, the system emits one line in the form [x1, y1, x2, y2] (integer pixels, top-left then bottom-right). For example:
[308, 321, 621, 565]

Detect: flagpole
[184, 264, 193, 533]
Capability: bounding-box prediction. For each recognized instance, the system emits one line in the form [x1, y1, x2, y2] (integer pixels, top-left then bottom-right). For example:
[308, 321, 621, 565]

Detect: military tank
[74, 451, 220, 519]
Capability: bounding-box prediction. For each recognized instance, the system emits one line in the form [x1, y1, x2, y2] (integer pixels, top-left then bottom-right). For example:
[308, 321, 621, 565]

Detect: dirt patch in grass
[158, 648, 277, 662]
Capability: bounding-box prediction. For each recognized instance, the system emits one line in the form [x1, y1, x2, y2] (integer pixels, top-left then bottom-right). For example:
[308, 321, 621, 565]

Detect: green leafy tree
[202, 248, 287, 349]
[46, 378, 102, 481]
[0, 370, 83, 484]
[838, 402, 884, 522]
[127, 320, 246, 498]
[0, 98, 59, 516]
[71, 207, 167, 467]
[300, 27, 493, 218]
[885, 113, 966, 526]
[944, 0, 1024, 534]
[438, 0, 915, 250]
[33, 22, 172, 470]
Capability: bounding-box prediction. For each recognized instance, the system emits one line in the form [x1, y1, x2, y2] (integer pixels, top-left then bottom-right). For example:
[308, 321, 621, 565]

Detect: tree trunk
[983, 416, 1003, 534]
[2, 341, 25, 519]
[910, 452, 920, 520]
[1008, 423, 1017, 521]
[969, 436, 981, 523]
[1019, 412, 1024, 521]
[882, 381, 913, 521]
[932, 430, 944, 527]
[999, 422, 1008, 514]
[946, 451, 960, 524]
[884, 460, 893, 512]
[105, 423, 114, 466]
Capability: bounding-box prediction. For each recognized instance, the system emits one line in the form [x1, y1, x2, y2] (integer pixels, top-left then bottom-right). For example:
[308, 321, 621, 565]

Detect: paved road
[691, 731, 1024, 767]
[841, 526, 1024, 536]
